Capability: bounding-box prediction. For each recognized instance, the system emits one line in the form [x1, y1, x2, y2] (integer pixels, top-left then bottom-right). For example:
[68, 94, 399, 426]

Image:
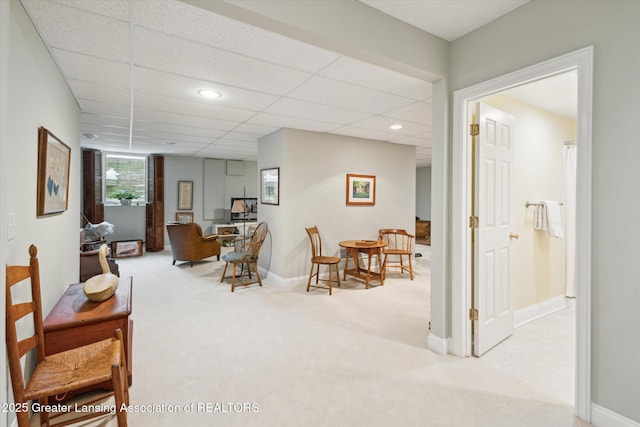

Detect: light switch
[7, 212, 15, 241]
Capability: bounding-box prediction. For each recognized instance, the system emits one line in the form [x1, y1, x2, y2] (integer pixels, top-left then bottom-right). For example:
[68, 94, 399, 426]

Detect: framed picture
[177, 180, 193, 210]
[37, 127, 71, 217]
[346, 173, 376, 206]
[175, 212, 194, 224]
[261, 167, 280, 205]
[111, 240, 143, 258]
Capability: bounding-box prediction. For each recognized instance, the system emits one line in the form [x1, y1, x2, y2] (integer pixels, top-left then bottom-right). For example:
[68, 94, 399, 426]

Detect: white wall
[481, 94, 576, 311]
[0, 0, 9, 419]
[2, 1, 81, 423]
[450, 1, 640, 422]
[258, 128, 416, 281]
[163, 156, 257, 236]
[416, 167, 431, 220]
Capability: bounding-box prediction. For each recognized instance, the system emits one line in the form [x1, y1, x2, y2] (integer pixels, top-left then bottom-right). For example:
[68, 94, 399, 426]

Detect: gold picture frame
[175, 211, 194, 224]
[346, 173, 376, 206]
[37, 127, 71, 217]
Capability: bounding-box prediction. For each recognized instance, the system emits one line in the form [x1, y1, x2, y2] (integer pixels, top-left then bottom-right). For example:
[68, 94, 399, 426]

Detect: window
[104, 154, 147, 204]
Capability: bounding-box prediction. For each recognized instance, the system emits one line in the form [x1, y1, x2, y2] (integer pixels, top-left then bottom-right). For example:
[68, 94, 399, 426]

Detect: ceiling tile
[54, 0, 131, 21]
[384, 101, 433, 125]
[53, 50, 130, 88]
[320, 57, 432, 100]
[247, 113, 340, 133]
[133, 109, 241, 132]
[264, 98, 371, 125]
[134, 92, 256, 123]
[22, 0, 130, 62]
[70, 80, 130, 105]
[135, 0, 340, 73]
[134, 67, 279, 111]
[289, 76, 414, 115]
[134, 28, 312, 95]
[330, 126, 398, 142]
[390, 136, 431, 147]
[350, 115, 432, 136]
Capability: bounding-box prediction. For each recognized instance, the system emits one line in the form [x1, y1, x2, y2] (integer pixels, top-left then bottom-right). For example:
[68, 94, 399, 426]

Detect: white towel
[542, 200, 563, 238]
[534, 205, 546, 231]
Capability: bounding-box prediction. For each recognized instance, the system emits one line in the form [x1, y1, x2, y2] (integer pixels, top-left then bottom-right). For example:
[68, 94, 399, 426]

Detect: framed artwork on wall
[346, 173, 376, 206]
[260, 167, 280, 205]
[37, 126, 71, 217]
[177, 180, 193, 210]
[175, 212, 194, 224]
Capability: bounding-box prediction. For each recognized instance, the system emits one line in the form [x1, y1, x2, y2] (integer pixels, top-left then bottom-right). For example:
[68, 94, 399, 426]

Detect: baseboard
[514, 295, 567, 328]
[592, 403, 640, 427]
[427, 332, 448, 355]
[258, 267, 304, 289]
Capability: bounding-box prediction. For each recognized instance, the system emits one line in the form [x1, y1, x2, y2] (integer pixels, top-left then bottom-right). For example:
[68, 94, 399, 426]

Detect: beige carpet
[31, 244, 587, 427]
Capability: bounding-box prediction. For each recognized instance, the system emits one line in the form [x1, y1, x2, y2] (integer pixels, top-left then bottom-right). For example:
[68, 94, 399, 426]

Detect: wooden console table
[44, 277, 133, 400]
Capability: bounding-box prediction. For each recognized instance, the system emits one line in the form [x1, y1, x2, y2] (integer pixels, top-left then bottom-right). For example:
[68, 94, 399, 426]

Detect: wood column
[81, 149, 104, 224]
[146, 155, 164, 251]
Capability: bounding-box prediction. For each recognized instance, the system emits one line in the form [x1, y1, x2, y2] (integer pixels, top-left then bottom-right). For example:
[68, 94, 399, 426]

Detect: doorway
[450, 47, 593, 421]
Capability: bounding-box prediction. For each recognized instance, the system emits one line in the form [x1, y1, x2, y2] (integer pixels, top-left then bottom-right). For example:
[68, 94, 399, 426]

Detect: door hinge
[469, 216, 479, 228]
[470, 123, 479, 136]
[469, 308, 479, 321]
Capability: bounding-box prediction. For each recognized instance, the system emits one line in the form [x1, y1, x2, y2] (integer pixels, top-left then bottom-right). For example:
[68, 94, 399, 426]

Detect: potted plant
[112, 190, 136, 206]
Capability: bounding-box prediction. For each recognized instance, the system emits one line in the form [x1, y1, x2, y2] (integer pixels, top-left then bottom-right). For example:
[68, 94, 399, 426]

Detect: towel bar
[525, 201, 564, 208]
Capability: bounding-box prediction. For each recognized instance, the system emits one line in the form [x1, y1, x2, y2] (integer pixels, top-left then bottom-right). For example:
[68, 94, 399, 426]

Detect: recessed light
[83, 133, 98, 139]
[390, 124, 403, 130]
[198, 89, 221, 99]
[166, 141, 177, 145]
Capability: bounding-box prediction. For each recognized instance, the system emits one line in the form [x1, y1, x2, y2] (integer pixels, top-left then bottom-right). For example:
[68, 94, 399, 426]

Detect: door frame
[450, 47, 593, 421]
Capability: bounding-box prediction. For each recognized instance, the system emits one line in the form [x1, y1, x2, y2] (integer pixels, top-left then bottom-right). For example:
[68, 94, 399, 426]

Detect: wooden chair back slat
[17, 336, 38, 358]
[305, 226, 322, 258]
[10, 301, 36, 321]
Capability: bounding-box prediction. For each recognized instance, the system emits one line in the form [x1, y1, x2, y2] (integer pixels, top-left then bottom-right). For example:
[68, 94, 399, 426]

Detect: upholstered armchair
[166, 223, 221, 267]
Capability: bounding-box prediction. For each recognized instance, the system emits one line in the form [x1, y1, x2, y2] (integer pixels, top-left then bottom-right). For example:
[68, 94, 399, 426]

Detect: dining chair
[220, 222, 268, 292]
[378, 229, 415, 280]
[305, 226, 341, 295]
[6, 245, 129, 427]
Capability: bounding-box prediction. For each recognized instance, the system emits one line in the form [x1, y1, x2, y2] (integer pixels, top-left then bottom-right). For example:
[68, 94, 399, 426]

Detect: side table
[44, 277, 133, 400]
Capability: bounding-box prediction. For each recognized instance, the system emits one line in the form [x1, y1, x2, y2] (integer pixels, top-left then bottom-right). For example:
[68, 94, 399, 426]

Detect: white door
[473, 102, 515, 356]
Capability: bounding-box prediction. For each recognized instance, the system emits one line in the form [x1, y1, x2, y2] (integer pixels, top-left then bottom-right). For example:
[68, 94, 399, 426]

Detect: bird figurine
[83, 244, 119, 302]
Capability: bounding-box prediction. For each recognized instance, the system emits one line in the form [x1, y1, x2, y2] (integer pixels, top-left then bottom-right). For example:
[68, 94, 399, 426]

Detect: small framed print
[346, 173, 376, 206]
[111, 240, 143, 258]
[37, 127, 71, 216]
[261, 167, 279, 205]
[175, 211, 194, 224]
[178, 180, 193, 210]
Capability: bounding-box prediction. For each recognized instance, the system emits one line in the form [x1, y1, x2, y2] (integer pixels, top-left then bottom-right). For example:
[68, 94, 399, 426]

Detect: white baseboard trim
[259, 268, 305, 289]
[427, 332, 448, 355]
[514, 295, 567, 328]
[592, 403, 640, 427]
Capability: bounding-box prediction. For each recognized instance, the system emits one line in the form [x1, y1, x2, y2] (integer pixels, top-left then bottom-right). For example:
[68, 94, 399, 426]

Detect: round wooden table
[338, 240, 387, 288]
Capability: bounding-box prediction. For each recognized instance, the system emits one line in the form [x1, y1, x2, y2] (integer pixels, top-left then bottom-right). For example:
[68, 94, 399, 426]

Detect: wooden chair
[378, 229, 415, 280]
[220, 222, 268, 292]
[305, 226, 341, 295]
[6, 245, 129, 427]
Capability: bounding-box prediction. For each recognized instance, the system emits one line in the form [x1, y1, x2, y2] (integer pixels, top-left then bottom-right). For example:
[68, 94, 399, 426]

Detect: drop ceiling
[21, 0, 540, 168]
